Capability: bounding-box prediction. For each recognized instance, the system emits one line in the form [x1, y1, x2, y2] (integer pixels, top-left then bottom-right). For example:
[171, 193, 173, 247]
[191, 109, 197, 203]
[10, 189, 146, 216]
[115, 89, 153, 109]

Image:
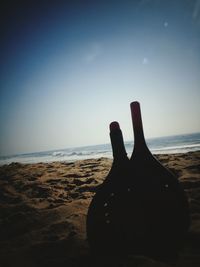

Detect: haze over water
[1, 0, 200, 156]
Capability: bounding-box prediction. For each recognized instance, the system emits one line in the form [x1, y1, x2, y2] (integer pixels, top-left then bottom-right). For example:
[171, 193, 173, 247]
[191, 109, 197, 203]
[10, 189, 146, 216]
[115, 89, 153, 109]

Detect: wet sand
[0, 151, 200, 267]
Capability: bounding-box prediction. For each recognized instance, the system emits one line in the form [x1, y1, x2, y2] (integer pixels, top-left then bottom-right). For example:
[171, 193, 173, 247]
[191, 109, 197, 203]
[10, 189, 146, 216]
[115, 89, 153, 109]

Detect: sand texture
[0, 151, 200, 267]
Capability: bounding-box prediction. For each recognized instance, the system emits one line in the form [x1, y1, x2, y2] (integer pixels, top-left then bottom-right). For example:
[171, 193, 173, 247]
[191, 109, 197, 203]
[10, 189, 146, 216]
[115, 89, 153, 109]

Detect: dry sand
[0, 152, 200, 267]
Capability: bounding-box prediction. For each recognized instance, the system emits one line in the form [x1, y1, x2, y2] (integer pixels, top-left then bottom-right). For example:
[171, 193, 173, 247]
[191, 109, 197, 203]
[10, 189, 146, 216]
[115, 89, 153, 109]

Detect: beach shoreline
[0, 151, 200, 266]
[1, 132, 200, 166]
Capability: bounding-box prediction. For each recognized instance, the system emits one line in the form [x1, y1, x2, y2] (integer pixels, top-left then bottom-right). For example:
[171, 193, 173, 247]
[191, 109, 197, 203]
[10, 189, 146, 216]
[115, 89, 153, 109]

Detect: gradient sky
[1, 0, 200, 156]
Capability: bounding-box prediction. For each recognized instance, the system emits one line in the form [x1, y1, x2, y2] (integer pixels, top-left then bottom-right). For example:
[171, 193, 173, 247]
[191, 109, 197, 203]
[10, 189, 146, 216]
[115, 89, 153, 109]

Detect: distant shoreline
[0, 149, 200, 168]
[1, 150, 200, 167]
[1, 132, 200, 165]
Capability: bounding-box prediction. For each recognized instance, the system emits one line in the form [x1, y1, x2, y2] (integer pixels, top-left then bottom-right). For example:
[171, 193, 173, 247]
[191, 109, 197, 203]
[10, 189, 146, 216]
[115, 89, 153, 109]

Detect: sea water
[0, 132, 200, 165]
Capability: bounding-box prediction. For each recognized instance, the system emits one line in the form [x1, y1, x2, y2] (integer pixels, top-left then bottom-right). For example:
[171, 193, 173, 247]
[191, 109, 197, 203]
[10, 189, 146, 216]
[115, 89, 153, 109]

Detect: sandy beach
[0, 151, 200, 267]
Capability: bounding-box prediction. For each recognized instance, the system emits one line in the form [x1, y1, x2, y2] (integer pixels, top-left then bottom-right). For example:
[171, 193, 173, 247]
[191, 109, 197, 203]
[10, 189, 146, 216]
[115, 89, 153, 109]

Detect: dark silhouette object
[86, 101, 190, 267]
[87, 121, 130, 266]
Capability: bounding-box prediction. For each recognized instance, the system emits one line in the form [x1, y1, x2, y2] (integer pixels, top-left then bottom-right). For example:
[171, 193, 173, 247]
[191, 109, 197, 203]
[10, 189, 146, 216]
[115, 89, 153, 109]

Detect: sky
[0, 0, 200, 156]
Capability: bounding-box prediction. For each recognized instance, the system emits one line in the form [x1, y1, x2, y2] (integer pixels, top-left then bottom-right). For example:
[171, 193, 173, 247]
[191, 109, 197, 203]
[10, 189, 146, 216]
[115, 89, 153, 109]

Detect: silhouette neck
[130, 102, 148, 154]
[110, 122, 127, 160]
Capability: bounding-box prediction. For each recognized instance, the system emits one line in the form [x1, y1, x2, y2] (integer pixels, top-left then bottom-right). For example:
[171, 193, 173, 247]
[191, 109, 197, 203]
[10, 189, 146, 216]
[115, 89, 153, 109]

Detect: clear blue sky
[1, 0, 200, 156]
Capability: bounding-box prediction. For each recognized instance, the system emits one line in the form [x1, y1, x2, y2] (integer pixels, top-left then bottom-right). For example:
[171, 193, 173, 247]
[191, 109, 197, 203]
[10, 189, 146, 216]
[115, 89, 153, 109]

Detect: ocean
[0, 132, 200, 165]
